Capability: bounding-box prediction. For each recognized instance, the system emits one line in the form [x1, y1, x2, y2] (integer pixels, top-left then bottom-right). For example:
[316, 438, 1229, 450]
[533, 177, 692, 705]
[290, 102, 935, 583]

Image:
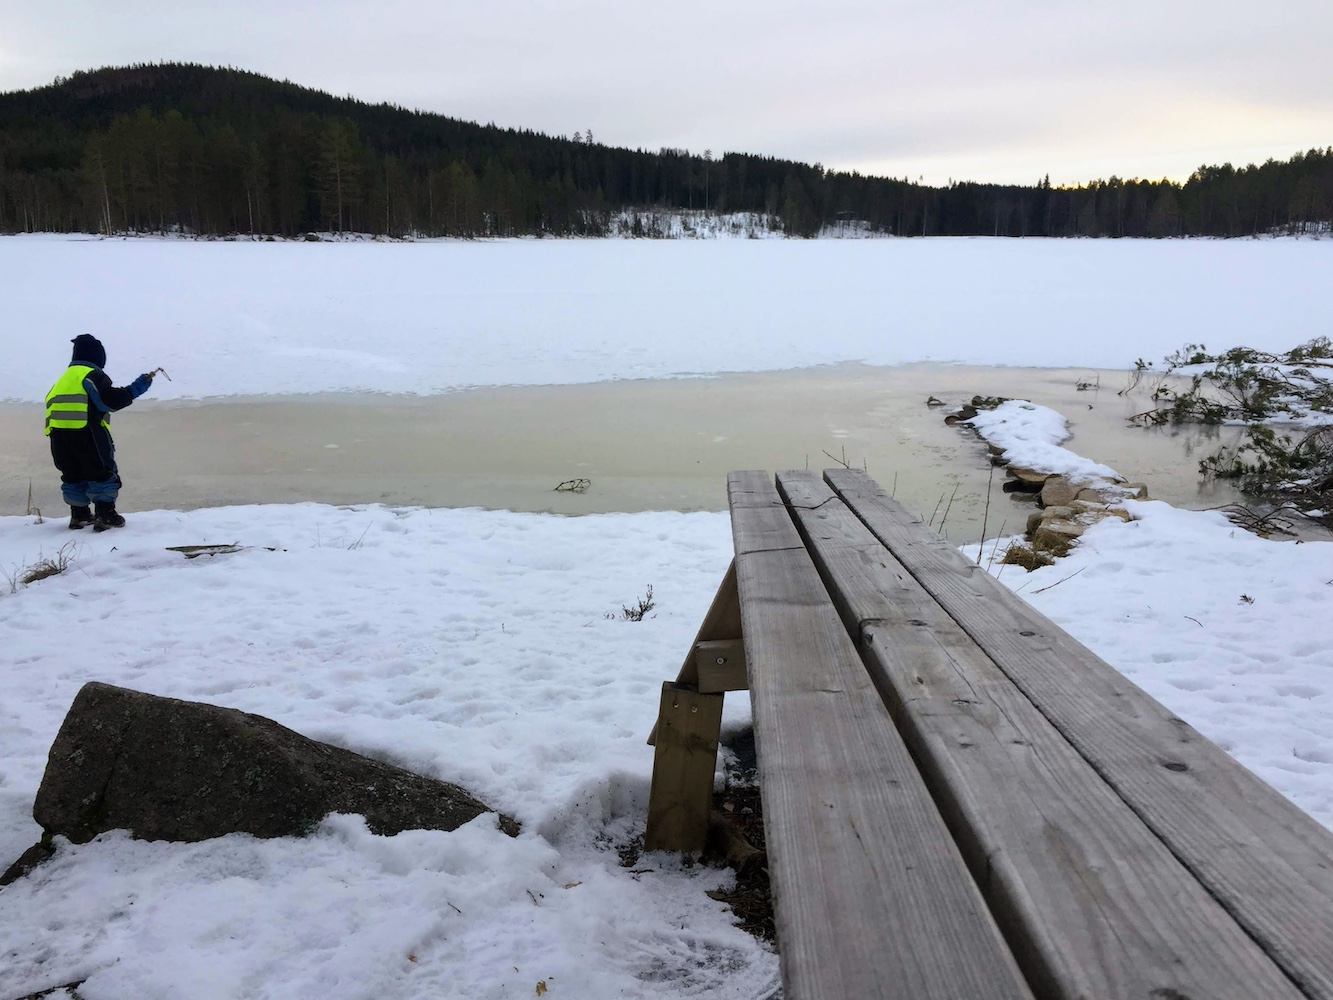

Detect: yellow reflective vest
[44, 365, 110, 436]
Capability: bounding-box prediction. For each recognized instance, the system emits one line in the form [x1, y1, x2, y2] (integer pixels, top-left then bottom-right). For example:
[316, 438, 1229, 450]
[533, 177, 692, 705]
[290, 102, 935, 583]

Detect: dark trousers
[50, 427, 120, 506]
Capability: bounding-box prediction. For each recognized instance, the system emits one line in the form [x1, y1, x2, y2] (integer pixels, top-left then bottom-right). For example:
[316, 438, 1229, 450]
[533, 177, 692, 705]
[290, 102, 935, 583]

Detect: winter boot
[69, 505, 94, 530]
[92, 502, 126, 532]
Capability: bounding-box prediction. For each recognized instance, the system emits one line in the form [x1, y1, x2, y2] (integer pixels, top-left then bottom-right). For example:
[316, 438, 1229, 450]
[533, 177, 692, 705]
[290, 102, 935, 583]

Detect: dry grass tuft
[1001, 544, 1055, 572]
[1031, 530, 1077, 560]
[21, 544, 76, 585]
[5, 543, 77, 593]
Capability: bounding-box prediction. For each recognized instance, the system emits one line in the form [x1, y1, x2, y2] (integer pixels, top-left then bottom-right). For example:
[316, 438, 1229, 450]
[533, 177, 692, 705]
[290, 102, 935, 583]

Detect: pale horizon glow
[0, 0, 1330, 187]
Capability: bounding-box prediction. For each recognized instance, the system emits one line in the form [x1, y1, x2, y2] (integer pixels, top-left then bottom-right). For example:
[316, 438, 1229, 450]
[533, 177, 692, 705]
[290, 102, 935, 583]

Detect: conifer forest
[2, 64, 1330, 239]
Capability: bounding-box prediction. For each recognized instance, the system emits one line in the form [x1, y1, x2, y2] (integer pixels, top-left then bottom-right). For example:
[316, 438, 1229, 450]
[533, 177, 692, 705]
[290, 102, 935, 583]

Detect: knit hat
[70, 334, 106, 368]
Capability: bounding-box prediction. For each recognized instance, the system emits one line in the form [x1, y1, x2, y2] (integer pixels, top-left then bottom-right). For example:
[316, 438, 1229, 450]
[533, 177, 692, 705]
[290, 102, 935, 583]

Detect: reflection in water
[0, 364, 1247, 542]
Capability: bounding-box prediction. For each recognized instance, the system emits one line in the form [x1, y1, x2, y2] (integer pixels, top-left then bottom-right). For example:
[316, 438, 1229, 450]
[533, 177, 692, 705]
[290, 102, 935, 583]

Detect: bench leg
[644, 681, 725, 853]
[647, 560, 742, 746]
[643, 564, 747, 853]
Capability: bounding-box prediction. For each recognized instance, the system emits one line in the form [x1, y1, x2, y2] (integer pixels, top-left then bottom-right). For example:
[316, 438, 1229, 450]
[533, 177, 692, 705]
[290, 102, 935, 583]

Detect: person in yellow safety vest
[45, 335, 155, 531]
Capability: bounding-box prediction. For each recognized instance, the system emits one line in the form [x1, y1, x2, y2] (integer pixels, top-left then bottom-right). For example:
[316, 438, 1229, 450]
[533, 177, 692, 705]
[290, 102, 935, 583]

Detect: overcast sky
[1, 0, 1330, 186]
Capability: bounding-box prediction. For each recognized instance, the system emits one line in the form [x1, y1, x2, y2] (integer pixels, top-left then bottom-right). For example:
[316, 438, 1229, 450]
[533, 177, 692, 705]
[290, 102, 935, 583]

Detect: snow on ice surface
[3, 234, 1332, 401]
[967, 399, 1122, 482]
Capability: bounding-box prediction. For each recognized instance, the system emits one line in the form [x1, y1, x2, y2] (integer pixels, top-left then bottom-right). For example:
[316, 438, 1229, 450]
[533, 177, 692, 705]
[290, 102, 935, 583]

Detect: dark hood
[70, 334, 106, 369]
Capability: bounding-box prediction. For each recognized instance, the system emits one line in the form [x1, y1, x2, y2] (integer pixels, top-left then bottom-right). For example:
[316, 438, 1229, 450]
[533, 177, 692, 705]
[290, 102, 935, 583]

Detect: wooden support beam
[643, 681, 724, 853]
[647, 561, 741, 745]
[644, 564, 747, 850]
[695, 638, 748, 693]
[676, 559, 741, 688]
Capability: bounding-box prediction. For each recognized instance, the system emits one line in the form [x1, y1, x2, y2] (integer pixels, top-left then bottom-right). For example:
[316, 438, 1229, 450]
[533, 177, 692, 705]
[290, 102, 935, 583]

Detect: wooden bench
[645, 469, 1333, 1000]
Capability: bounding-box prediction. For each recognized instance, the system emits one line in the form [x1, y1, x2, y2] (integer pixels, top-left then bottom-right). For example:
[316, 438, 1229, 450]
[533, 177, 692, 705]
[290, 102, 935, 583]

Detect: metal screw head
[691, 706, 698, 713]
[715, 656, 726, 665]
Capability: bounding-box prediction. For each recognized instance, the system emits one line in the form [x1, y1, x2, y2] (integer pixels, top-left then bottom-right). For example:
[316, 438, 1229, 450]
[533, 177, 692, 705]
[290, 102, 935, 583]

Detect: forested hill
[1, 63, 1330, 239]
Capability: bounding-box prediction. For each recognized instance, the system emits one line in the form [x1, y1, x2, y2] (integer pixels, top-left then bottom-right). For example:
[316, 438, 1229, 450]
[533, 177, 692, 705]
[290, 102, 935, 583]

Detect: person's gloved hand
[130, 372, 154, 397]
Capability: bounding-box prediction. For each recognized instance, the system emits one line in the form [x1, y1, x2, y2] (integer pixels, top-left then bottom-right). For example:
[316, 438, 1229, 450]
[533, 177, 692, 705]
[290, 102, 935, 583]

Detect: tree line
[1, 64, 1330, 239]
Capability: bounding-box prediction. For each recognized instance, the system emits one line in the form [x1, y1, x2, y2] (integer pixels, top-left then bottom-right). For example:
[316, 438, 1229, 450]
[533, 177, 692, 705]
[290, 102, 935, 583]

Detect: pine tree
[317, 120, 361, 232]
[81, 136, 114, 233]
[243, 142, 268, 234]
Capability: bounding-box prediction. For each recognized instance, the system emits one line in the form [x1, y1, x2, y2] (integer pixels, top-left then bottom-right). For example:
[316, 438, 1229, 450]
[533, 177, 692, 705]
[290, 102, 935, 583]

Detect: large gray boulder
[13, 682, 516, 868]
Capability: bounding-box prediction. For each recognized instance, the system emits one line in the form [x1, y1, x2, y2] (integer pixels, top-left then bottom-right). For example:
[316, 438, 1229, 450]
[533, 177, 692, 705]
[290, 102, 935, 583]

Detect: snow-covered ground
[3, 235, 1331, 402]
[0, 505, 774, 999]
[967, 399, 1123, 483]
[2, 236, 1332, 1000]
[604, 209, 884, 239]
[4, 492, 1332, 999]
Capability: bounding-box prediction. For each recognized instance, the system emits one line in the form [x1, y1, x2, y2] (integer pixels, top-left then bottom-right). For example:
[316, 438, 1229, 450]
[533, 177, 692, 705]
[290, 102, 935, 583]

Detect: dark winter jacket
[49, 335, 152, 482]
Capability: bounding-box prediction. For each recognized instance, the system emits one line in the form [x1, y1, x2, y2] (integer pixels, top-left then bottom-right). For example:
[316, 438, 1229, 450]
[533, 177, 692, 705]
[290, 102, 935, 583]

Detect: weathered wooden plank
[729, 470, 808, 557]
[695, 639, 748, 693]
[779, 471, 1304, 1000]
[729, 471, 1034, 1000]
[826, 466, 1333, 1000]
[644, 682, 725, 852]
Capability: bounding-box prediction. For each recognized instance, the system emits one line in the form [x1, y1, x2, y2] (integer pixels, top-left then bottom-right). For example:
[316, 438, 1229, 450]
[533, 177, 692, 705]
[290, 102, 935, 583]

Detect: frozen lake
[3, 235, 1330, 403]
[3, 363, 1243, 540]
[6, 233, 1313, 533]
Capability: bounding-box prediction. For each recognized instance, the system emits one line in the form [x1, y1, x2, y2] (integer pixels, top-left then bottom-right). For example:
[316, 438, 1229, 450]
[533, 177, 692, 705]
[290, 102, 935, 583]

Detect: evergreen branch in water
[1132, 338, 1333, 530]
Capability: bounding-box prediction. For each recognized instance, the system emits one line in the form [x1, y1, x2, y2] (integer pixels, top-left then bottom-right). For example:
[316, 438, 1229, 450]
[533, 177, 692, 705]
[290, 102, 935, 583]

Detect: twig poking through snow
[977, 463, 995, 563]
[1030, 567, 1087, 594]
[938, 485, 960, 536]
[986, 520, 1008, 571]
